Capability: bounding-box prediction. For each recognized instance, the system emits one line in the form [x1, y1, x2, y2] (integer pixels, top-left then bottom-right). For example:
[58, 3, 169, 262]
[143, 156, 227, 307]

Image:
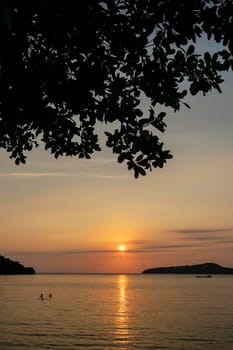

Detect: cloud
[168, 228, 232, 234]
[77, 172, 128, 180]
[5, 243, 199, 257]
[137, 243, 200, 251]
[0, 168, 127, 180]
[210, 239, 233, 245]
[1, 172, 73, 178]
[166, 228, 233, 244]
[184, 235, 232, 241]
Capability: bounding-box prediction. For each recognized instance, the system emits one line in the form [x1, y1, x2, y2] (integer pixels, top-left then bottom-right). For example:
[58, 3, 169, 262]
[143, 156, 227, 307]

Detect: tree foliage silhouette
[0, 0, 232, 177]
[0, 254, 35, 274]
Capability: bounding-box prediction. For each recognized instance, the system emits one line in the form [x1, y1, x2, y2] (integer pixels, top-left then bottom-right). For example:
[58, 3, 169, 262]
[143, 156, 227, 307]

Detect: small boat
[195, 275, 212, 278]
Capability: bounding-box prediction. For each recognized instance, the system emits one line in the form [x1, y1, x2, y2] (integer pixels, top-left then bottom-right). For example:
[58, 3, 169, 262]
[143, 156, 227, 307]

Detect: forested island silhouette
[142, 263, 233, 274]
[0, 255, 35, 274]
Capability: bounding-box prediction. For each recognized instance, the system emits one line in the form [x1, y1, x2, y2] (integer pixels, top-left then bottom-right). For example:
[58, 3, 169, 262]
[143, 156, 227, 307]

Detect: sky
[1, 48, 233, 273]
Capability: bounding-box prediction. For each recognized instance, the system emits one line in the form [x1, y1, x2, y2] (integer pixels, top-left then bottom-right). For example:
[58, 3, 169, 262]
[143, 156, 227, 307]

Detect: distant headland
[0, 255, 35, 275]
[142, 263, 233, 274]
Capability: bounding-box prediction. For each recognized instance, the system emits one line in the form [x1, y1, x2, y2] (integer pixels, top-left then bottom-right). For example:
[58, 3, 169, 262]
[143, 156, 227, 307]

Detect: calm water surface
[0, 274, 232, 349]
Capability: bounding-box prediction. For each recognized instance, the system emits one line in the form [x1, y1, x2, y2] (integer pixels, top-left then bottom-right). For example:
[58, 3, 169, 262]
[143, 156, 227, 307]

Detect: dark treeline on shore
[0, 255, 35, 274]
[142, 263, 233, 274]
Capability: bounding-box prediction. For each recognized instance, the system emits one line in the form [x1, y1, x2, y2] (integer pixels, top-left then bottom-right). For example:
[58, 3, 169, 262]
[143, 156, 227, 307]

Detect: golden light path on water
[114, 275, 129, 347]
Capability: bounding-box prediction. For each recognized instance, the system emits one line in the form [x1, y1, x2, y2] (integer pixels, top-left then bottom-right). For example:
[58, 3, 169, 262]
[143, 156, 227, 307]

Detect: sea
[0, 274, 233, 350]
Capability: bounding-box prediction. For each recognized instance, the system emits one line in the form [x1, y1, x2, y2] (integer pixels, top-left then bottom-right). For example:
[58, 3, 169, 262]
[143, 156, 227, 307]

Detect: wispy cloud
[77, 172, 128, 180]
[129, 229, 233, 248]
[167, 228, 232, 234]
[185, 235, 227, 241]
[166, 228, 233, 243]
[6, 243, 199, 257]
[0, 169, 127, 180]
[0, 172, 73, 178]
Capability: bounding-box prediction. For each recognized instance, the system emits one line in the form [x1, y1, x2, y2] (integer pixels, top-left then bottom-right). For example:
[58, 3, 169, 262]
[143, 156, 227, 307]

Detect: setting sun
[118, 245, 126, 252]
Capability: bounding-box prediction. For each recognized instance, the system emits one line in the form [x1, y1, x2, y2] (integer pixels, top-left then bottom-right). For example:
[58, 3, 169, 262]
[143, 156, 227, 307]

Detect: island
[142, 262, 233, 275]
[0, 255, 35, 274]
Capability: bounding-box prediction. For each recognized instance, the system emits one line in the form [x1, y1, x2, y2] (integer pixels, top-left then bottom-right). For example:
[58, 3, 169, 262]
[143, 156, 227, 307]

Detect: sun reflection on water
[114, 275, 129, 347]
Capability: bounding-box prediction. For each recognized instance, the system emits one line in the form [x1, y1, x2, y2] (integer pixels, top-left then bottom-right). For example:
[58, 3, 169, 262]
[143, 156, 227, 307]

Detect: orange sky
[1, 56, 233, 273]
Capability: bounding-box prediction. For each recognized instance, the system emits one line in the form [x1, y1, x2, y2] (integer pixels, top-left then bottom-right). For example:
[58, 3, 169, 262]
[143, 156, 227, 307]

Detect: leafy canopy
[0, 0, 232, 177]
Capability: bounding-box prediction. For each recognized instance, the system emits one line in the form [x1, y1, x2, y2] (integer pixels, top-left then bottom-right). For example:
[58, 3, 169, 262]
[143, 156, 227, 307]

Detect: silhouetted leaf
[138, 166, 146, 176]
[118, 153, 125, 163]
[187, 45, 195, 56]
[183, 102, 191, 109]
[135, 108, 143, 117]
[204, 52, 211, 64]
